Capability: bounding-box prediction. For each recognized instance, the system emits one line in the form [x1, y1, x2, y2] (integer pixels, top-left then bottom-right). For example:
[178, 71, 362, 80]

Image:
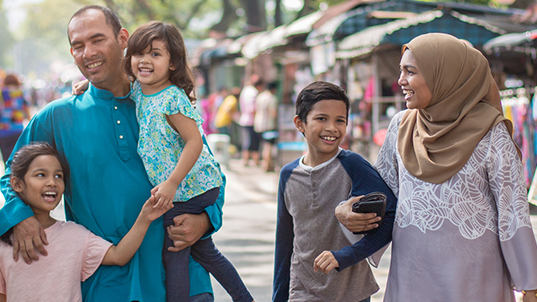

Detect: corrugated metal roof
[306, 2, 396, 47]
[336, 10, 506, 59]
[336, 10, 442, 58]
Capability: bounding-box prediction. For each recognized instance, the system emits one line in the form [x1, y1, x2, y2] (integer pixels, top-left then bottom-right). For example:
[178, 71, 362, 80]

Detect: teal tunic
[0, 84, 224, 301]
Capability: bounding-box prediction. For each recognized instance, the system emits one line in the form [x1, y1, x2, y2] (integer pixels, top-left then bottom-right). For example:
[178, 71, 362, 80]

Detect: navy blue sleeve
[332, 150, 397, 271]
[272, 160, 299, 302]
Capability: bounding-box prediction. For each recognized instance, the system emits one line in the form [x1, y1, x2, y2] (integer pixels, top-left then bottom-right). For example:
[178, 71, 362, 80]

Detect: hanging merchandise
[502, 88, 535, 187]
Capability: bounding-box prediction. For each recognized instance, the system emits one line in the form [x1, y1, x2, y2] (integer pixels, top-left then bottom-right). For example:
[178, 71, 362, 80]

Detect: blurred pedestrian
[239, 75, 263, 166]
[215, 87, 240, 142]
[254, 82, 278, 172]
[338, 33, 537, 301]
[0, 74, 30, 164]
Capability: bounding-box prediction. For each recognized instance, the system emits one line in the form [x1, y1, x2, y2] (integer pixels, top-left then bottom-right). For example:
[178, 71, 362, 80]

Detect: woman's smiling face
[398, 49, 432, 110]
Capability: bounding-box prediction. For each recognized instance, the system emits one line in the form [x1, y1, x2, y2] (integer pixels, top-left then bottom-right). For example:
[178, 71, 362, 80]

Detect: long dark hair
[1, 143, 70, 245]
[124, 21, 196, 105]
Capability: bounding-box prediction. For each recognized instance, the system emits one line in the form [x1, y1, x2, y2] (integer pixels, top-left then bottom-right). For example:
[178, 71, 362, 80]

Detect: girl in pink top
[0, 143, 171, 302]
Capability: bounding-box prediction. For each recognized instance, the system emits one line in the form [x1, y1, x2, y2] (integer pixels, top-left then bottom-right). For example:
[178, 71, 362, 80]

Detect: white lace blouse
[375, 111, 537, 302]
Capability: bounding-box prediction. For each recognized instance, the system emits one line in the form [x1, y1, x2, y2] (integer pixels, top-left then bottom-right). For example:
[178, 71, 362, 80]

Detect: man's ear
[11, 177, 24, 193]
[118, 28, 129, 49]
[294, 115, 305, 133]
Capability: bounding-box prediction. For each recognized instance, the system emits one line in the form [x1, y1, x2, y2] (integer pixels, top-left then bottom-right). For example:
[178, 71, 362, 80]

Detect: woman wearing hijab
[338, 33, 537, 301]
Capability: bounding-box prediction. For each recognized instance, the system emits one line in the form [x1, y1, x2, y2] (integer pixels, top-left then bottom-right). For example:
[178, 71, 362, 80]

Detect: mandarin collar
[88, 83, 131, 100]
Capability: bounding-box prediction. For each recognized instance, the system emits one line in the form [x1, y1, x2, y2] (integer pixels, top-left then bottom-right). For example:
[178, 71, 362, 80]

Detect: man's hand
[314, 251, 339, 274]
[166, 212, 210, 252]
[335, 196, 381, 233]
[12, 216, 48, 263]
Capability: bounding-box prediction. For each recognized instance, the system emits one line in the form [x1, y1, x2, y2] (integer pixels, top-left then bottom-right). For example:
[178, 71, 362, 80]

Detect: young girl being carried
[0, 142, 171, 302]
[125, 21, 253, 302]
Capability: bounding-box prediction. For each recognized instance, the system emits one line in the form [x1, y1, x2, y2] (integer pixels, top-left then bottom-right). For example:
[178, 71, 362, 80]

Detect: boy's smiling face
[294, 99, 347, 167]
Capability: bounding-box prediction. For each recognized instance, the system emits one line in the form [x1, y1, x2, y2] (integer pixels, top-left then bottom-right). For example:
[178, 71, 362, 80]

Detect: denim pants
[162, 187, 253, 302]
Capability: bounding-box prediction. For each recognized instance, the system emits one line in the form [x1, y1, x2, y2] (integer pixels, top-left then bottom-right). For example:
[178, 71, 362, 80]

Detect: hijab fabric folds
[397, 33, 515, 184]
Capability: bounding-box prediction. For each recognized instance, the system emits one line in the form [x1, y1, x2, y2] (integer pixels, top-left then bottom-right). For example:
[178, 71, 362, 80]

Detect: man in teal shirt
[0, 5, 223, 301]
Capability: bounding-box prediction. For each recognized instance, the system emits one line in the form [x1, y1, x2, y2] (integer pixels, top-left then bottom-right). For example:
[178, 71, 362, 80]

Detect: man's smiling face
[68, 9, 127, 90]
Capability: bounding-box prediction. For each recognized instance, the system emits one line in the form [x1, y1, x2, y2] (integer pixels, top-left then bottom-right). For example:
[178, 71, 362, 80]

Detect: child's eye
[337, 119, 346, 123]
[36, 173, 45, 177]
[151, 52, 161, 57]
[55, 174, 63, 179]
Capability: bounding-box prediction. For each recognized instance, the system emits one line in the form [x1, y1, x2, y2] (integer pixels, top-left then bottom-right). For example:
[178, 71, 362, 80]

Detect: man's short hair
[68, 5, 122, 45]
[295, 81, 350, 124]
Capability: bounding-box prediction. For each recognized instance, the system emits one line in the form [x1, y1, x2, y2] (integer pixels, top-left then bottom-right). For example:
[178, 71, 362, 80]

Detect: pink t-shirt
[0, 220, 112, 302]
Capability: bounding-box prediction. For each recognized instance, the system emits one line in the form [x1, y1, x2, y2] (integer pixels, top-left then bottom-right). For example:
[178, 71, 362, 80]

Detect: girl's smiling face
[294, 99, 347, 167]
[398, 49, 432, 110]
[131, 39, 175, 95]
[12, 155, 65, 223]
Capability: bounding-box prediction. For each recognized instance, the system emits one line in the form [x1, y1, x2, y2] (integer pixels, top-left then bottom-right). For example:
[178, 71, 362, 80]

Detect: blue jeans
[163, 188, 253, 302]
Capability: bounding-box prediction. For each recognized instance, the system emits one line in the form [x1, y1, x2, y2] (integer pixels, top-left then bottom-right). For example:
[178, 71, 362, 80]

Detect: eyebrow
[71, 32, 106, 45]
[400, 63, 417, 69]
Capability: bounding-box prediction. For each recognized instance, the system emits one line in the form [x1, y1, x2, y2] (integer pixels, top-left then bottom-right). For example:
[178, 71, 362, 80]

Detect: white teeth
[87, 62, 103, 69]
[322, 136, 337, 141]
[402, 89, 413, 97]
[43, 192, 56, 196]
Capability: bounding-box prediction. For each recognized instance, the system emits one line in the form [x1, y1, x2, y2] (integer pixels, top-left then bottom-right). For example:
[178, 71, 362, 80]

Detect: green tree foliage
[16, 0, 80, 75]
[0, 1, 14, 68]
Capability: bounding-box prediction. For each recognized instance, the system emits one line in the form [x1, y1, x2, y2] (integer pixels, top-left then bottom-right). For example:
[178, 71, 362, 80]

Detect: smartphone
[351, 192, 387, 235]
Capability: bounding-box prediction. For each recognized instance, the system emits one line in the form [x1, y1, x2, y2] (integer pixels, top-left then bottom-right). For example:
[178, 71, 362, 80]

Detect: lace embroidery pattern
[375, 111, 531, 241]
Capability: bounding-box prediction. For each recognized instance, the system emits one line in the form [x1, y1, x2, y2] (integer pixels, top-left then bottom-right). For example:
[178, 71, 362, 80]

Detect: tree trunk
[239, 0, 266, 32]
[274, 0, 283, 27]
[211, 0, 238, 34]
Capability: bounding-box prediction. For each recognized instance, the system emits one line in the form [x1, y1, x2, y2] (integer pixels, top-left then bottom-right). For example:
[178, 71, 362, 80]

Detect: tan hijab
[397, 33, 515, 184]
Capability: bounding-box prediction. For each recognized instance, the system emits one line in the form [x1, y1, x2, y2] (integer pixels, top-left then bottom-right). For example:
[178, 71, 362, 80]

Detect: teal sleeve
[201, 135, 224, 238]
[0, 112, 55, 235]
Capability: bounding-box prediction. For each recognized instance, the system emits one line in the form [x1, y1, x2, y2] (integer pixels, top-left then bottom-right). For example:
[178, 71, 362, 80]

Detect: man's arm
[0, 108, 55, 263]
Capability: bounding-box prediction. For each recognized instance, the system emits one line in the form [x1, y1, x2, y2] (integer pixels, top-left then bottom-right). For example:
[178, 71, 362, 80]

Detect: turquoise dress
[0, 84, 225, 301]
[131, 81, 222, 201]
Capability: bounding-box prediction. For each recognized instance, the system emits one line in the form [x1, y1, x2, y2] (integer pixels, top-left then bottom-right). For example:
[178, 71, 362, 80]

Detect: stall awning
[240, 25, 290, 59]
[307, 2, 397, 47]
[285, 11, 323, 38]
[484, 29, 537, 52]
[336, 10, 506, 59]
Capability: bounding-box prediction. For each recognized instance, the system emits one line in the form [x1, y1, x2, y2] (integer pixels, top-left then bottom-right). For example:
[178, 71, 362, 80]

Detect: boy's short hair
[295, 81, 350, 124]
